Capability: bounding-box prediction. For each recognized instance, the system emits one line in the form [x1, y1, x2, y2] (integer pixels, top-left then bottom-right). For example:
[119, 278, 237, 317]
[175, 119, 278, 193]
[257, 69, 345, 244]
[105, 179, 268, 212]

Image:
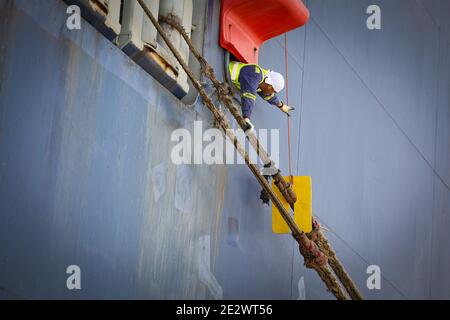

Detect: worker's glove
[279, 103, 295, 116]
[243, 118, 255, 135]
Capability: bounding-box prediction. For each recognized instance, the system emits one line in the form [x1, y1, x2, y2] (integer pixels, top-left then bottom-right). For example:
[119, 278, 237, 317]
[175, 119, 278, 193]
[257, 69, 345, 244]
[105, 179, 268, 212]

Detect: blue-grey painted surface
[0, 0, 449, 300]
[0, 0, 226, 299]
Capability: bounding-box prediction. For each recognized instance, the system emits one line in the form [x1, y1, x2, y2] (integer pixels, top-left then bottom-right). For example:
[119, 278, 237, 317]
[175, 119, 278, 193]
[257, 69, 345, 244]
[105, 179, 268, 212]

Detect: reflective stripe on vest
[263, 93, 275, 101]
[242, 92, 256, 100]
[230, 61, 240, 82]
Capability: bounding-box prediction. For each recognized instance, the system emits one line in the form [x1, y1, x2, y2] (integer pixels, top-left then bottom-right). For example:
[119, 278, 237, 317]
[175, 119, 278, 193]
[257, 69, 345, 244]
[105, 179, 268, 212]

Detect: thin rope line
[284, 34, 293, 183]
[311, 17, 450, 192]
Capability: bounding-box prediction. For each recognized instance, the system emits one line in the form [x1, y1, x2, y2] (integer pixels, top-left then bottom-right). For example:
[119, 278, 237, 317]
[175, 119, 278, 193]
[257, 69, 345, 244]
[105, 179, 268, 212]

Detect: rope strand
[140, 3, 362, 299]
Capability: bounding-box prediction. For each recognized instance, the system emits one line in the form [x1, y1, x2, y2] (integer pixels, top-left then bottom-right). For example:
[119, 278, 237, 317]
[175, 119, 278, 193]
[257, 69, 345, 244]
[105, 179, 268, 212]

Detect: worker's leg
[241, 103, 252, 119]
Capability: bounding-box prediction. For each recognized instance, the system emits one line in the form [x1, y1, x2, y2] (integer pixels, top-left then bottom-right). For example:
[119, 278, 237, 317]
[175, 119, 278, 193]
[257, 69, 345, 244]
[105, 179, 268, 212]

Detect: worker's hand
[279, 103, 295, 116]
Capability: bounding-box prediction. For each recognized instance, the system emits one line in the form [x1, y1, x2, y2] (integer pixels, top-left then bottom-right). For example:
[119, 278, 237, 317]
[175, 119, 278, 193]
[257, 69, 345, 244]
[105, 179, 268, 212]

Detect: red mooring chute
[220, 0, 310, 64]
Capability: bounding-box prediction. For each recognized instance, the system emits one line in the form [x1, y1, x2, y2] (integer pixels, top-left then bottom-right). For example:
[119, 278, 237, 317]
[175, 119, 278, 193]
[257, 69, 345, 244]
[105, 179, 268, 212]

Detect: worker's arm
[257, 91, 283, 107]
[258, 91, 295, 116]
[239, 66, 261, 118]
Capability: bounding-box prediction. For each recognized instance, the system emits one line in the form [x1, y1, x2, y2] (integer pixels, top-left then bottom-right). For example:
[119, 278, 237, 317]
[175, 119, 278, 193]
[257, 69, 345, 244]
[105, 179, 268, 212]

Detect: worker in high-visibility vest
[229, 61, 295, 133]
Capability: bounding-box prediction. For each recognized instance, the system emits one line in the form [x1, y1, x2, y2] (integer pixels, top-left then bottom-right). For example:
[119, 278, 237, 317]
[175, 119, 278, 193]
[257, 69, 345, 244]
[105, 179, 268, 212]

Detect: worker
[229, 61, 295, 134]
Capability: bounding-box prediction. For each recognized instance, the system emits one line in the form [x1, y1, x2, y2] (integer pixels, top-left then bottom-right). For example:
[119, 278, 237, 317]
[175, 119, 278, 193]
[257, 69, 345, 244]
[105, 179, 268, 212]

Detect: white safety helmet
[265, 71, 285, 93]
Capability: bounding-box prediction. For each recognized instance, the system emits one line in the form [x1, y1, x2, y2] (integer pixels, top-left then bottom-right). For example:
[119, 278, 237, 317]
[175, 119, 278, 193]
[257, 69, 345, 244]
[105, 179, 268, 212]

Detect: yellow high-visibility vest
[229, 61, 269, 91]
